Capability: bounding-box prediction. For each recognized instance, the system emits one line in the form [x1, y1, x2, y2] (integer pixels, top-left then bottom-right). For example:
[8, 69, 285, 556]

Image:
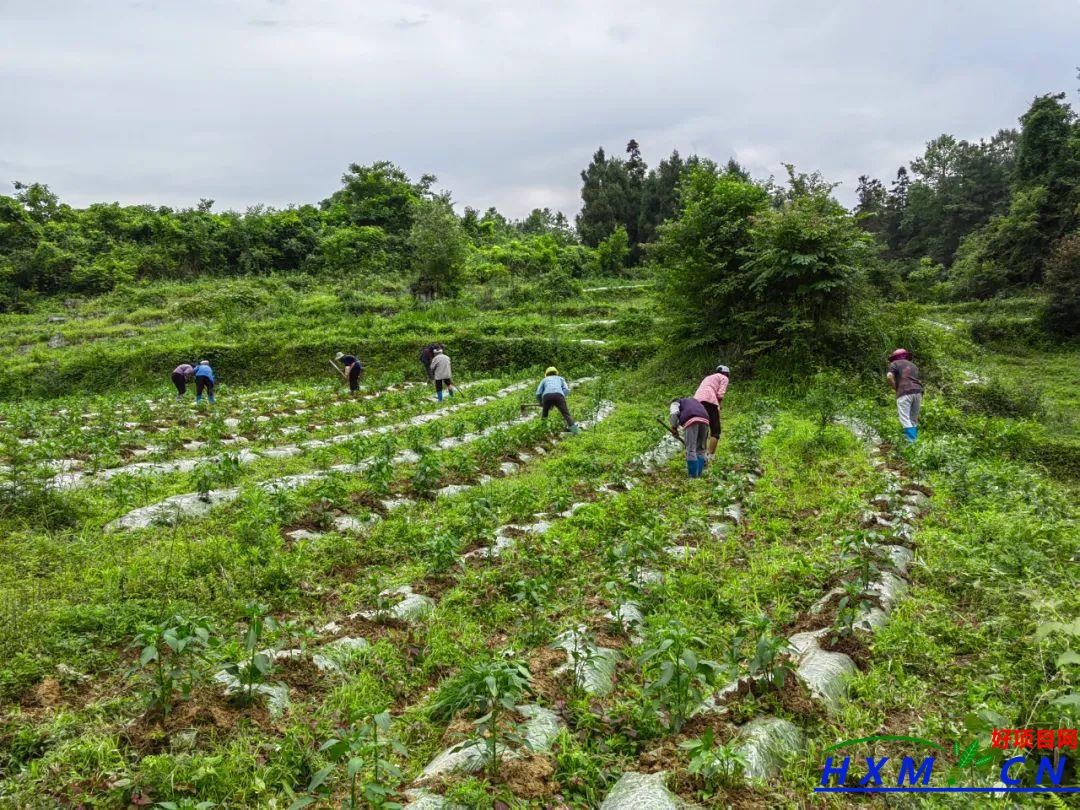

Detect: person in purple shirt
[171, 363, 195, 400]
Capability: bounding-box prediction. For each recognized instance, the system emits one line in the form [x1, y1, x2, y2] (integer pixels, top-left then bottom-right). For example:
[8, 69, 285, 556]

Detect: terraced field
[1, 308, 1076, 808]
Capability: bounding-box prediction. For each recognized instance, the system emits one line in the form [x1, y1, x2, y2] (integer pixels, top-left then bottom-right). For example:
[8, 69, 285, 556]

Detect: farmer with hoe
[194, 360, 216, 405]
[669, 395, 711, 478]
[887, 348, 923, 442]
[430, 346, 456, 401]
[334, 351, 364, 393]
[171, 363, 195, 401]
[536, 367, 580, 433]
[693, 364, 730, 459]
[419, 342, 442, 381]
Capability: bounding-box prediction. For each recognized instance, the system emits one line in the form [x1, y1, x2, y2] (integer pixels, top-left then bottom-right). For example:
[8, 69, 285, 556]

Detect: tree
[1042, 231, 1080, 338]
[638, 150, 686, 246]
[409, 197, 466, 299]
[576, 147, 634, 247]
[651, 166, 769, 354]
[595, 225, 630, 274]
[740, 189, 876, 362]
[320, 161, 431, 235]
[854, 175, 887, 235]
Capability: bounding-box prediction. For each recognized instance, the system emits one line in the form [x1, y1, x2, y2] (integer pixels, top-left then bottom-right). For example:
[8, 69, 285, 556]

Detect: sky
[2, 0, 1078, 219]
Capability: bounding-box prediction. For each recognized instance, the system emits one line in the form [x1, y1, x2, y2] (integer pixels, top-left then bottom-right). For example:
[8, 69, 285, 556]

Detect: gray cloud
[1, 0, 1077, 217]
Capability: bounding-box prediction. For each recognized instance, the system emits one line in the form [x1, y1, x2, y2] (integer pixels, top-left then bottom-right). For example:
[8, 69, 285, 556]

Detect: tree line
[0, 163, 599, 311]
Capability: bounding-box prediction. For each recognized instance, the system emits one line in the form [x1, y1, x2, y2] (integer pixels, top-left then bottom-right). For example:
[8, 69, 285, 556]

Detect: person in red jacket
[693, 365, 730, 459]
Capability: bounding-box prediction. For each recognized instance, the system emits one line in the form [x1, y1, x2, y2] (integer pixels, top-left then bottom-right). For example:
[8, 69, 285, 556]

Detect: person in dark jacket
[171, 363, 195, 400]
[887, 348, 924, 442]
[194, 360, 216, 405]
[335, 352, 364, 393]
[669, 397, 710, 478]
[536, 367, 579, 433]
[419, 343, 441, 381]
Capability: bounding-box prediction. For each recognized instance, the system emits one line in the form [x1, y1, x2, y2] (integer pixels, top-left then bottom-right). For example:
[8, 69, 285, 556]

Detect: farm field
[1, 292, 1076, 808]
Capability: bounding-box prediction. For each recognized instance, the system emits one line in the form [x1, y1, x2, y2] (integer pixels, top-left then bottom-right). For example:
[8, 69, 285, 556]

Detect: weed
[679, 728, 748, 792]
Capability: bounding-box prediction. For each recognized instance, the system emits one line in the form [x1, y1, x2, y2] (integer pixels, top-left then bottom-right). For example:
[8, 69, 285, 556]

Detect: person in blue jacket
[194, 360, 216, 404]
[536, 367, 579, 433]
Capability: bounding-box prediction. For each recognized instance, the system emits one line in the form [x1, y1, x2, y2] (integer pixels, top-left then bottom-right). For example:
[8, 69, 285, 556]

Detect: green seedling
[298, 711, 406, 810]
[223, 602, 279, 707]
[680, 729, 748, 793]
[640, 620, 720, 732]
[429, 656, 534, 777]
[130, 616, 215, 721]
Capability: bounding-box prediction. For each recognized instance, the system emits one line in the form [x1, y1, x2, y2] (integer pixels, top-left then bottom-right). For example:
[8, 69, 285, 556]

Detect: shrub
[959, 378, 1044, 419]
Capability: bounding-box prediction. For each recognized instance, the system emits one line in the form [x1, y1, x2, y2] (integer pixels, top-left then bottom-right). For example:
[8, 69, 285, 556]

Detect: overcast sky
[2, 0, 1078, 218]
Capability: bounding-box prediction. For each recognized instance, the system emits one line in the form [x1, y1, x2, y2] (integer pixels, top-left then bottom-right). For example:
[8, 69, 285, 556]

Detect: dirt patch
[637, 740, 685, 774]
[277, 656, 325, 692]
[30, 678, 62, 708]
[122, 686, 275, 755]
[751, 673, 821, 720]
[500, 753, 555, 798]
[821, 633, 872, 669]
[349, 490, 388, 516]
[528, 647, 567, 702]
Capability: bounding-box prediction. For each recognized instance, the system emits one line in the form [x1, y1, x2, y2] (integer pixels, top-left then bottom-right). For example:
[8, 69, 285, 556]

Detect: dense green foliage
[652, 166, 884, 374]
[856, 90, 1080, 312]
[0, 163, 602, 313]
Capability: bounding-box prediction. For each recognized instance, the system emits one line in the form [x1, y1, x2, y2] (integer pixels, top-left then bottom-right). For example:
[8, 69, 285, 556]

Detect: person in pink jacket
[693, 365, 730, 458]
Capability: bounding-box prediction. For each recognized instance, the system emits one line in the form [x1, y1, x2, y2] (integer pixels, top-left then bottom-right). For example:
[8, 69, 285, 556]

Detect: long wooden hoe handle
[652, 414, 686, 447]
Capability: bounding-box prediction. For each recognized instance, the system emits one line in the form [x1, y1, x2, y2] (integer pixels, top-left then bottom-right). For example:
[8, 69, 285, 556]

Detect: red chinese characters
[991, 729, 1077, 750]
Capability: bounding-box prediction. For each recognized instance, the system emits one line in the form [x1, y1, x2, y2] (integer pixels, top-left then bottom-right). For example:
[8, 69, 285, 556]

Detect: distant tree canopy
[575, 140, 723, 266]
[857, 89, 1080, 306]
[0, 162, 597, 311]
[653, 164, 878, 372]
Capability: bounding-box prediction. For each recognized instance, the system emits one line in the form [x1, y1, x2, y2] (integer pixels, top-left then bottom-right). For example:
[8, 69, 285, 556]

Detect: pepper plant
[429, 656, 534, 777]
[640, 620, 720, 732]
[131, 616, 215, 720]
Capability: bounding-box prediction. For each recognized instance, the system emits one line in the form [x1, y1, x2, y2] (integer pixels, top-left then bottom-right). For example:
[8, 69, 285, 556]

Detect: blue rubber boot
[696, 457, 707, 477]
[686, 459, 698, 479]
[436, 390, 443, 402]
[195, 394, 202, 404]
[208, 394, 216, 405]
[903, 426, 917, 443]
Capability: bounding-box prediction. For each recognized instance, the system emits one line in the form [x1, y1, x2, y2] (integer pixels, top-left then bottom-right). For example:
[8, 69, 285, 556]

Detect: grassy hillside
[0, 276, 658, 399]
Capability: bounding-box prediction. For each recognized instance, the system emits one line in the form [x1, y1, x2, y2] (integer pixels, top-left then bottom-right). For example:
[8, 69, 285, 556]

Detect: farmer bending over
[669, 396, 710, 478]
[419, 342, 441, 382]
[194, 360, 216, 405]
[887, 348, 923, 442]
[536, 367, 579, 434]
[335, 352, 364, 393]
[171, 363, 195, 401]
[693, 364, 730, 459]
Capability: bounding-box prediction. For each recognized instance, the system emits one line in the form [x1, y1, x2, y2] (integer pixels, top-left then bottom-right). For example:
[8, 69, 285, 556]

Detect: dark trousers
[348, 364, 362, 392]
[702, 401, 721, 439]
[171, 372, 187, 396]
[541, 393, 574, 427]
[435, 378, 453, 393]
[196, 377, 214, 398]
